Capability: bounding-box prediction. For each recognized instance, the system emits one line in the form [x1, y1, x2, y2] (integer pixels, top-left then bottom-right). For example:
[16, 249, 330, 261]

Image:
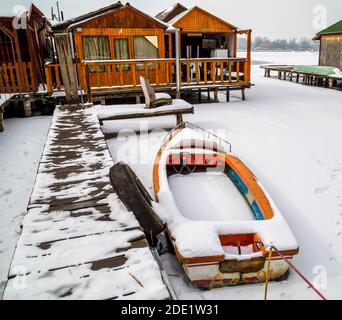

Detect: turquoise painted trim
[251, 201, 264, 220]
[228, 168, 265, 221]
[228, 169, 248, 194]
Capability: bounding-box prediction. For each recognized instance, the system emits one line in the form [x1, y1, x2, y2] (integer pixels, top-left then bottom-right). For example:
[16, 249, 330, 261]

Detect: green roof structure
[316, 19, 342, 37]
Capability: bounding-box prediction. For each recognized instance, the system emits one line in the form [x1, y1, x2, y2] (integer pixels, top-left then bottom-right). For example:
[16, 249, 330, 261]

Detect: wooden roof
[52, 1, 124, 31]
[155, 3, 188, 23]
[53, 2, 167, 31]
[167, 6, 238, 33]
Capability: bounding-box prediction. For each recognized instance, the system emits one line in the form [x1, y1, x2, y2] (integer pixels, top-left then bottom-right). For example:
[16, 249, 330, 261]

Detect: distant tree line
[238, 37, 319, 51]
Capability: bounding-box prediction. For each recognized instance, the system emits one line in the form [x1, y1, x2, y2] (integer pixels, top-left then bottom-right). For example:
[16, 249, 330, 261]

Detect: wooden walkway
[3, 104, 169, 300]
[260, 65, 342, 88]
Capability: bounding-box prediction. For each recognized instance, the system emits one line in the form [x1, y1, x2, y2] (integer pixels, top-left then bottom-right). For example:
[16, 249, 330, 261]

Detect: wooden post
[168, 33, 173, 58]
[0, 107, 4, 132]
[45, 65, 53, 95]
[23, 99, 32, 117]
[226, 88, 230, 102]
[241, 88, 246, 101]
[85, 65, 92, 103]
[176, 113, 183, 125]
[246, 30, 251, 82]
[214, 88, 218, 102]
[54, 33, 80, 104]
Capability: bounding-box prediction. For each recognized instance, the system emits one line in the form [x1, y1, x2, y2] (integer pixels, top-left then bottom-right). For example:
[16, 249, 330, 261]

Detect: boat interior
[166, 152, 271, 223]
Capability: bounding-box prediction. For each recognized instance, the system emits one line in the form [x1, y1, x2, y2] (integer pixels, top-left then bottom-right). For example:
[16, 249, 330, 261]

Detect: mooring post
[198, 88, 202, 102]
[214, 88, 218, 103]
[226, 88, 230, 102]
[23, 99, 32, 117]
[241, 88, 246, 101]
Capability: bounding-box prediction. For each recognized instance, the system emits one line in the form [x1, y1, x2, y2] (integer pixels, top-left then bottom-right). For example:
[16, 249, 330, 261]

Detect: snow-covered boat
[153, 123, 299, 288]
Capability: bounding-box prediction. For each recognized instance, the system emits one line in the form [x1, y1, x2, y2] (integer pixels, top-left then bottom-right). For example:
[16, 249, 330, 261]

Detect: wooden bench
[97, 101, 194, 126]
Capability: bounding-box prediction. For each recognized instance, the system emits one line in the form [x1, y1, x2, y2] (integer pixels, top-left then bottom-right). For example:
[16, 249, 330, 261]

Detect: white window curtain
[133, 36, 159, 59]
[82, 36, 110, 72]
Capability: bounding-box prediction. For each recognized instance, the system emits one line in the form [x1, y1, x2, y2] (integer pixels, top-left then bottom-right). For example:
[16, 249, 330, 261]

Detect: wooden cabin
[157, 4, 251, 85]
[48, 2, 252, 102]
[314, 20, 342, 70]
[0, 4, 52, 94]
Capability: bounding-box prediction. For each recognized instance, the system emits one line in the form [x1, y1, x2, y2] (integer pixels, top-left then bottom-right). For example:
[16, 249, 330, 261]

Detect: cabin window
[82, 36, 110, 72]
[114, 38, 130, 71]
[133, 36, 159, 70]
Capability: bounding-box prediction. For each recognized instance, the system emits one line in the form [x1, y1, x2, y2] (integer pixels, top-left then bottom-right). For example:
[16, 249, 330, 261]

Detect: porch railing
[45, 57, 250, 96]
[0, 62, 37, 93]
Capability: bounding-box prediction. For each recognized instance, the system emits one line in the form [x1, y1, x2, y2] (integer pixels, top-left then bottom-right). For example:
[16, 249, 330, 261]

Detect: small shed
[314, 20, 342, 70]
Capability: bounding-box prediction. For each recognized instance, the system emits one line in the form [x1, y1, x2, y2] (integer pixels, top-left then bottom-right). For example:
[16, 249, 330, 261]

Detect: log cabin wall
[171, 7, 237, 34]
[166, 6, 251, 82]
[70, 5, 167, 89]
[319, 34, 342, 70]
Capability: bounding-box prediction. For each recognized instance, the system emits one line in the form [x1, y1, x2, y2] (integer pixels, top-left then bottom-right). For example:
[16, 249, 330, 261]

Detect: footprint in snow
[314, 187, 329, 194]
[0, 188, 12, 198]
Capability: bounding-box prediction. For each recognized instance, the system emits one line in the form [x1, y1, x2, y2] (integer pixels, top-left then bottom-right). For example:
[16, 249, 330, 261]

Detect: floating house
[0, 4, 52, 93]
[314, 19, 342, 70]
[48, 2, 252, 103]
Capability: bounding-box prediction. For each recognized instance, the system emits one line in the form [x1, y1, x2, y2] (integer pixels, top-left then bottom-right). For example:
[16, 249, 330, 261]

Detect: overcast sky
[1, 0, 341, 39]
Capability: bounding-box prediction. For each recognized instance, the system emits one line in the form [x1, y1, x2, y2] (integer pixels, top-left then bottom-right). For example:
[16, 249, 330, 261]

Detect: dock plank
[4, 104, 169, 300]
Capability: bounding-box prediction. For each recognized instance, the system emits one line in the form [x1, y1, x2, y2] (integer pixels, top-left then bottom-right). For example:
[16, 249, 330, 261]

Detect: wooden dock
[3, 104, 169, 300]
[261, 64, 342, 88]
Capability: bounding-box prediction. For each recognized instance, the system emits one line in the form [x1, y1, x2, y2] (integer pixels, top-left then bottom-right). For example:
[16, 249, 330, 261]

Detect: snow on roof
[53, 2, 168, 31]
[155, 3, 188, 22]
[52, 1, 124, 30]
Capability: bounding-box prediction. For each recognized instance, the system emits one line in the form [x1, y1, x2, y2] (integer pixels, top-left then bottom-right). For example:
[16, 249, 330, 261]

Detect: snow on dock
[3, 104, 169, 300]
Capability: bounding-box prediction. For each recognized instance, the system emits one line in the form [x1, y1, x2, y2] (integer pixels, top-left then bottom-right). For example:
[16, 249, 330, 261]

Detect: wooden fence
[0, 62, 37, 93]
[45, 57, 250, 95]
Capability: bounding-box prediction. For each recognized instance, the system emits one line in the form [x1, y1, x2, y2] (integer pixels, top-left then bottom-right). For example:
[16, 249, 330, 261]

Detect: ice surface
[105, 51, 342, 299]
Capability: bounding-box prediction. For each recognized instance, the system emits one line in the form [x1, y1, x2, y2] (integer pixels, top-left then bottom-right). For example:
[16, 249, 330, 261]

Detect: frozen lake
[106, 51, 342, 300]
[0, 116, 51, 297]
[1, 51, 341, 300]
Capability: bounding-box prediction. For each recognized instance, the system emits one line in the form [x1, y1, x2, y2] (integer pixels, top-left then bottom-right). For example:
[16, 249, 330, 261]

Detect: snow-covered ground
[105, 51, 342, 300]
[0, 116, 51, 298]
[0, 94, 13, 106]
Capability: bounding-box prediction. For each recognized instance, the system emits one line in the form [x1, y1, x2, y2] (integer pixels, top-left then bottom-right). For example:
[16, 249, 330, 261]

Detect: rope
[264, 246, 273, 300]
[270, 246, 327, 300]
